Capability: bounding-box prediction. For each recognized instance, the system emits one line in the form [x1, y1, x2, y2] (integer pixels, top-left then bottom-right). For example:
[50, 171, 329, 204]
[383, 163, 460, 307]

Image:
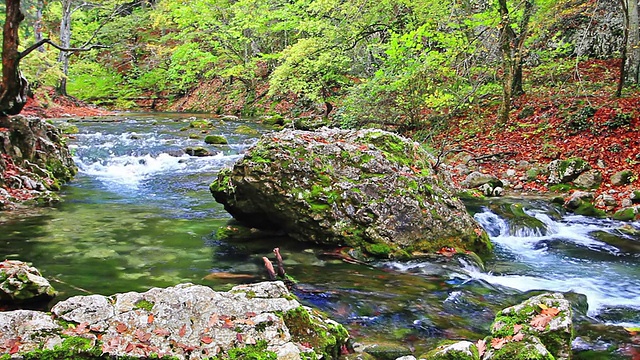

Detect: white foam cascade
[469, 208, 640, 324]
[75, 153, 190, 189]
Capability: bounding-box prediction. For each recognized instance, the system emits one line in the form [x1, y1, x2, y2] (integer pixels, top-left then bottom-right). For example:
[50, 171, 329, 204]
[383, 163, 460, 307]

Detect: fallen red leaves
[434, 59, 639, 206]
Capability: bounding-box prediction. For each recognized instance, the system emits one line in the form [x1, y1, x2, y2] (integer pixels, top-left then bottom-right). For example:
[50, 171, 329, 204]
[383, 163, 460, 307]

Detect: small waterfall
[469, 206, 640, 326]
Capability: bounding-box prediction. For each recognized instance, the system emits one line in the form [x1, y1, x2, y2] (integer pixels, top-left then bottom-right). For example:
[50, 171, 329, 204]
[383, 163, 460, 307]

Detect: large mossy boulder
[0, 116, 77, 209]
[210, 128, 491, 258]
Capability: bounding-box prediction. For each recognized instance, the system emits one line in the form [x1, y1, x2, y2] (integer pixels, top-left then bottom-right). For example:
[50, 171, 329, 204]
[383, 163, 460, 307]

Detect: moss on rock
[211, 128, 491, 259]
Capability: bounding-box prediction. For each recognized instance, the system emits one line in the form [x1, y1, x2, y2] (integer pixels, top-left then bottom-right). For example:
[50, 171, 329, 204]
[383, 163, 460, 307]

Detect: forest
[1, 0, 637, 125]
[0, 0, 639, 199]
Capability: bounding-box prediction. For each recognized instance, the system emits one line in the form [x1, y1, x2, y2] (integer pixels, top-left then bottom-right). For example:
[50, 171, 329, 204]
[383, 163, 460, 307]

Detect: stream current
[2, 114, 640, 357]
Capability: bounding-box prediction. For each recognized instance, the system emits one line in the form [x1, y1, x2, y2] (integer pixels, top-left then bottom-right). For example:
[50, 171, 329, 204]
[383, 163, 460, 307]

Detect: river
[1, 113, 639, 358]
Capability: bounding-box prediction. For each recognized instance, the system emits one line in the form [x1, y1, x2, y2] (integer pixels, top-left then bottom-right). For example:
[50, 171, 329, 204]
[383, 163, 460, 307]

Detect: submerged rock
[0, 281, 349, 359]
[210, 128, 491, 258]
[0, 260, 57, 305]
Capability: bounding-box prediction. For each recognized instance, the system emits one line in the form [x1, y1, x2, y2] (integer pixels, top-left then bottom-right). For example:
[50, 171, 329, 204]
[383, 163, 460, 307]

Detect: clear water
[1, 114, 639, 356]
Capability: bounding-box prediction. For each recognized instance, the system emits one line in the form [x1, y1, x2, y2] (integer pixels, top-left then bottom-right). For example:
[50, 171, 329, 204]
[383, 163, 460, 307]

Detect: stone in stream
[210, 128, 491, 259]
[417, 293, 574, 360]
[0, 260, 57, 305]
[490, 293, 573, 360]
[0, 281, 349, 359]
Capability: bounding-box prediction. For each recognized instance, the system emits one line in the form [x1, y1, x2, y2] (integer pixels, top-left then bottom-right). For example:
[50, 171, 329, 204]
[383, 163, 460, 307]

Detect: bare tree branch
[19, 39, 108, 59]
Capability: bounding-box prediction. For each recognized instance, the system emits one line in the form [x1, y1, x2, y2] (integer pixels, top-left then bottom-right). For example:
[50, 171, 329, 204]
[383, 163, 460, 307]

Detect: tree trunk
[0, 0, 29, 116]
[34, 0, 45, 53]
[617, 0, 629, 97]
[498, 0, 513, 124]
[511, 0, 533, 97]
[626, 0, 640, 83]
[57, 0, 73, 96]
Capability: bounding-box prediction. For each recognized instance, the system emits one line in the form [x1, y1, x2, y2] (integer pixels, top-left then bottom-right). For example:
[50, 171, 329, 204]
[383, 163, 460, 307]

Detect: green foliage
[213, 340, 277, 359]
[11, 0, 565, 122]
[19, 46, 65, 89]
[268, 37, 351, 106]
[604, 112, 632, 129]
[67, 62, 136, 100]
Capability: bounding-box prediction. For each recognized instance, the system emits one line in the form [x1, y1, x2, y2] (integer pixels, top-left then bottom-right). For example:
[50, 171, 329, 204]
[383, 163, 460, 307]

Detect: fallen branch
[433, 146, 475, 171]
[467, 151, 518, 164]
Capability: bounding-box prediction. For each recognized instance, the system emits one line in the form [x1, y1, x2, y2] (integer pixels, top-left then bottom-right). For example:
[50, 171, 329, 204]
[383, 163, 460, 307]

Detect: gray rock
[610, 169, 634, 186]
[210, 128, 491, 258]
[564, 191, 594, 209]
[573, 169, 602, 189]
[421, 340, 479, 359]
[594, 194, 617, 210]
[461, 171, 502, 189]
[0, 310, 63, 353]
[1, 281, 349, 359]
[0, 260, 57, 304]
[184, 146, 212, 157]
[0, 116, 77, 209]
[547, 158, 591, 185]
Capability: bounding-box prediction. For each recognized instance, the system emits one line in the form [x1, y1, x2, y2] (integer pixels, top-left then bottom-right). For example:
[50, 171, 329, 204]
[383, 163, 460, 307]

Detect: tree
[1, 0, 29, 115]
[497, 0, 534, 123]
[1, 0, 107, 115]
[616, 0, 640, 97]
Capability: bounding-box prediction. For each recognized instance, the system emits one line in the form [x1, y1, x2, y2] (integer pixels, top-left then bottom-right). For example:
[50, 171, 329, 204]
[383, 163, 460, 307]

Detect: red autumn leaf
[9, 340, 20, 355]
[147, 314, 155, 324]
[135, 329, 151, 342]
[530, 314, 553, 331]
[201, 336, 214, 344]
[101, 337, 120, 352]
[513, 332, 525, 342]
[179, 324, 187, 337]
[476, 339, 486, 357]
[236, 333, 243, 342]
[153, 328, 170, 336]
[474, 228, 483, 236]
[513, 324, 523, 334]
[222, 319, 234, 329]
[116, 322, 128, 334]
[208, 314, 220, 327]
[491, 337, 507, 349]
[541, 307, 560, 317]
[125, 342, 135, 353]
[177, 342, 197, 351]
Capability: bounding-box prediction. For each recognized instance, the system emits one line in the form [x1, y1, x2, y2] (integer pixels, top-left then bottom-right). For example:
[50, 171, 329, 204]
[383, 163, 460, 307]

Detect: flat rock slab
[0, 281, 349, 359]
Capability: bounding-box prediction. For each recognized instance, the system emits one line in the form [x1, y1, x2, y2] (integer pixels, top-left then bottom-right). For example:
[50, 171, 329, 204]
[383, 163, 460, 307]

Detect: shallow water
[1, 114, 639, 357]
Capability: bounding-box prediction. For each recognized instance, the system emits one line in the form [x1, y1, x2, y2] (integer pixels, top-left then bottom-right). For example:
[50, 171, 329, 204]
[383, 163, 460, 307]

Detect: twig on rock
[273, 248, 286, 278]
[262, 257, 277, 280]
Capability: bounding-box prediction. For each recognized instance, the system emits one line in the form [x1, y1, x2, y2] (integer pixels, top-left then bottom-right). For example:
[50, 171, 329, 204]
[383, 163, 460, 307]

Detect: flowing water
[1, 114, 640, 358]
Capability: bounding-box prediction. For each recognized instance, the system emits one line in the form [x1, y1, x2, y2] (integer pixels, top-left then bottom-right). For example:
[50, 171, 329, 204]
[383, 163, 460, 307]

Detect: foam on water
[470, 207, 640, 325]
